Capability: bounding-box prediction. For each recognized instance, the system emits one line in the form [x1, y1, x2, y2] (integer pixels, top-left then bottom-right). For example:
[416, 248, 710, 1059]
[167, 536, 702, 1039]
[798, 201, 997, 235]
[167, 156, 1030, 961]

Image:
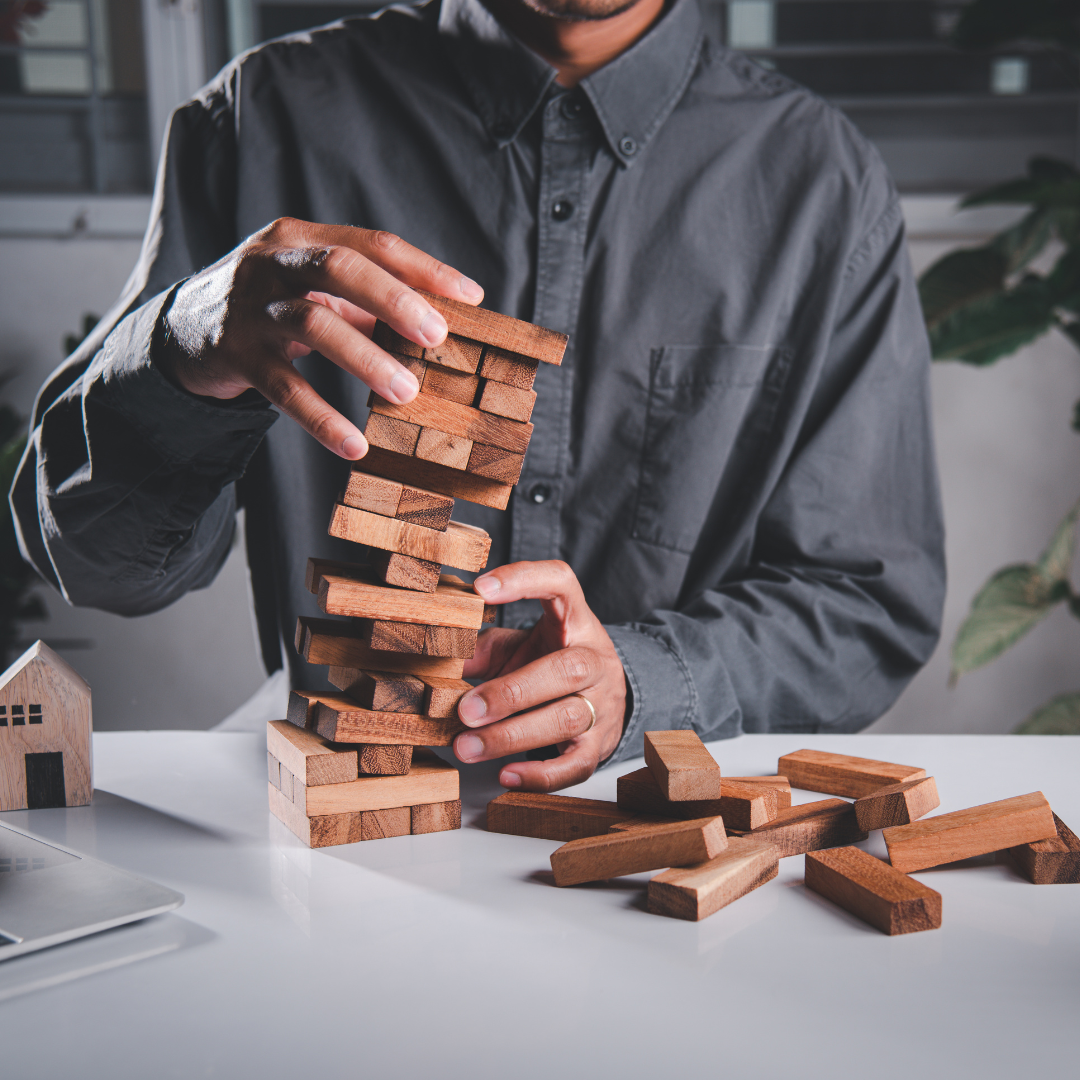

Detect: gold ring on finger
[570, 693, 596, 732]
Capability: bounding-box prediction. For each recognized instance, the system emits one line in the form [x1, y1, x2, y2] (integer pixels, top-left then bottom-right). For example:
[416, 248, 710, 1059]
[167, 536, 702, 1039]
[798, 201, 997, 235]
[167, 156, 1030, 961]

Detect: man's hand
[454, 560, 627, 791]
[157, 217, 483, 458]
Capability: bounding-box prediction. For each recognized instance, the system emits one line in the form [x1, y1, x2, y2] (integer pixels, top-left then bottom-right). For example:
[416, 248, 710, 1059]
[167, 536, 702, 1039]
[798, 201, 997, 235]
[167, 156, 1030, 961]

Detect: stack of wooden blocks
[487, 734, 1079, 929]
[268, 292, 567, 847]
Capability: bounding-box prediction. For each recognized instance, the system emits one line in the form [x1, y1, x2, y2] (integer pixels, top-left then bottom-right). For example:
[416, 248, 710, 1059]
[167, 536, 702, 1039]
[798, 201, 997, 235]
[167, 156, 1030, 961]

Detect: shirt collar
[437, 0, 703, 164]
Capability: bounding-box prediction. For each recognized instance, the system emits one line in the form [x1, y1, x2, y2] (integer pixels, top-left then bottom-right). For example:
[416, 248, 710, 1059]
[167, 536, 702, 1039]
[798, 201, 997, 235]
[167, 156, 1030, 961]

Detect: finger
[305, 290, 376, 336]
[456, 646, 601, 727]
[473, 560, 595, 642]
[248, 355, 367, 459]
[498, 739, 602, 793]
[453, 693, 596, 761]
[462, 627, 528, 679]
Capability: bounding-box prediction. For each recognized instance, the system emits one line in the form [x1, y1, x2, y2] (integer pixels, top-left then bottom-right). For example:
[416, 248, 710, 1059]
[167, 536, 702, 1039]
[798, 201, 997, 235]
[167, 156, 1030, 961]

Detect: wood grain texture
[617, 766, 774, 831]
[364, 412, 421, 454]
[269, 782, 363, 848]
[363, 619, 427, 653]
[342, 671, 425, 714]
[412, 799, 462, 834]
[778, 749, 926, 798]
[725, 776, 792, 810]
[267, 719, 358, 786]
[466, 443, 525, 485]
[395, 484, 454, 530]
[550, 817, 728, 886]
[361, 806, 412, 840]
[313, 694, 465, 745]
[371, 391, 533, 454]
[479, 346, 540, 389]
[295, 754, 460, 816]
[342, 472, 402, 518]
[368, 550, 442, 592]
[372, 322, 423, 358]
[423, 334, 483, 374]
[644, 730, 723, 801]
[884, 792, 1056, 873]
[328, 503, 491, 572]
[999, 813, 1080, 884]
[423, 364, 481, 404]
[359, 744, 414, 776]
[268, 750, 280, 789]
[279, 763, 295, 802]
[286, 690, 318, 731]
[415, 426, 474, 470]
[477, 380, 536, 422]
[424, 624, 478, 658]
[417, 290, 567, 366]
[648, 838, 781, 921]
[805, 846, 942, 935]
[322, 651, 465, 681]
[854, 776, 941, 832]
[420, 676, 471, 718]
[358, 445, 512, 510]
[487, 792, 637, 841]
[728, 799, 869, 857]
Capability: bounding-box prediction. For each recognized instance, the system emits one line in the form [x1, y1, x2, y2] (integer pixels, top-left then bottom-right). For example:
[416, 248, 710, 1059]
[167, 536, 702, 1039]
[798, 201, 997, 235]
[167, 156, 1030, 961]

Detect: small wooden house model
[0, 641, 92, 812]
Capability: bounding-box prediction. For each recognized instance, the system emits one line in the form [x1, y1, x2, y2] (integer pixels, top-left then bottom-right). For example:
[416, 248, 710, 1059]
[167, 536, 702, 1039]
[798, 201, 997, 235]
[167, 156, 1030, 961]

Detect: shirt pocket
[632, 343, 793, 553]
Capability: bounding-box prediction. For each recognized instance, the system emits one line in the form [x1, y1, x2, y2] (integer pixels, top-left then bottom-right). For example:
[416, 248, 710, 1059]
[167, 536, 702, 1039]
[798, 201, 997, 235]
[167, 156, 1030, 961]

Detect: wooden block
[423, 334, 483, 374]
[854, 776, 941, 832]
[363, 619, 427, 654]
[884, 792, 1056, 873]
[364, 412, 421, 455]
[341, 671, 425, 714]
[999, 813, 1080, 884]
[725, 776, 792, 810]
[805, 846, 942, 935]
[487, 792, 638, 841]
[424, 624, 478, 658]
[550, 817, 728, 886]
[415, 427, 474, 470]
[313, 693, 465, 745]
[466, 443, 525, 485]
[371, 391, 532, 455]
[644, 730, 723, 801]
[477, 380, 536, 422]
[269, 782, 364, 848]
[369, 550, 442, 592]
[341, 472, 402, 518]
[267, 719, 359, 786]
[609, 815, 690, 832]
[423, 364, 481, 404]
[648, 838, 781, 921]
[311, 559, 487, 627]
[359, 744, 414, 776]
[361, 806, 412, 840]
[479, 346, 540, 389]
[420, 676, 471, 718]
[287, 690, 318, 731]
[777, 749, 926, 798]
[412, 799, 462, 834]
[296, 755, 459, 816]
[395, 485, 454, 531]
[279, 764, 295, 803]
[359, 445, 513, 510]
[328, 504, 491, 573]
[268, 751, 281, 789]
[616, 767, 773, 831]
[372, 321, 423, 358]
[729, 799, 869, 858]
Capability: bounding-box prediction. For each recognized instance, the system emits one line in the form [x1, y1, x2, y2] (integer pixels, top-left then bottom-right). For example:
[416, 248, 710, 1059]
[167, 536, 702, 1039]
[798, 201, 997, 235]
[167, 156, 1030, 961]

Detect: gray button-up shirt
[12, 0, 945, 763]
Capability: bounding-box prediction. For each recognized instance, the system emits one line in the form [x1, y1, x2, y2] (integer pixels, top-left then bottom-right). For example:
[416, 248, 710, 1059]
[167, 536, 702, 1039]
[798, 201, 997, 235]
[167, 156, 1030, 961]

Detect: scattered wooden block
[267, 719, 358, 785]
[420, 676, 472, 718]
[341, 670, 425, 714]
[550, 817, 728, 886]
[412, 799, 462, 834]
[328, 504, 491, 572]
[359, 445, 513, 511]
[424, 624, 478, 658]
[999, 813, 1080, 884]
[617, 767, 774, 831]
[313, 693, 464, 745]
[644, 730, 723, 801]
[487, 792, 638, 841]
[479, 346, 540, 389]
[294, 753, 460, 816]
[415, 427, 474, 470]
[363, 619, 427, 653]
[371, 391, 533, 455]
[725, 776, 792, 810]
[361, 806, 412, 840]
[805, 846, 942, 935]
[423, 364, 481, 404]
[648, 838, 781, 921]
[884, 792, 1057, 873]
[394, 484, 454, 531]
[343, 471, 454, 531]
[269, 782, 363, 847]
[728, 799, 869, 857]
[369, 551, 442, 592]
[854, 776, 941, 832]
[417, 290, 568, 366]
[777, 749, 926, 798]
[364, 412, 421, 455]
[608, 815, 684, 832]
[423, 334, 483, 374]
[477, 380, 536, 422]
[466, 443, 525, 485]
[359, 744, 413, 776]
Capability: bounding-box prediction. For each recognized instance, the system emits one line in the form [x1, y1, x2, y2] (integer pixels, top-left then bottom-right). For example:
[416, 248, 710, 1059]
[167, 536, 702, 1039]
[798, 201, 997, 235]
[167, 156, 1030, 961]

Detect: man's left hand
[454, 560, 627, 791]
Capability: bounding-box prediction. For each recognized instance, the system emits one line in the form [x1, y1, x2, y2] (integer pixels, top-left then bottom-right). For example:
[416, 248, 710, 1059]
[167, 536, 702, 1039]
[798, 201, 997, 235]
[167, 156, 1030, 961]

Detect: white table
[1, 732, 1076, 1079]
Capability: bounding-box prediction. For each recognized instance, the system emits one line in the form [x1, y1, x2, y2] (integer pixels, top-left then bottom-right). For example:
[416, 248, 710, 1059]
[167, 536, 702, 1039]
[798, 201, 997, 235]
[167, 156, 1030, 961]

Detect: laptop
[0, 819, 183, 961]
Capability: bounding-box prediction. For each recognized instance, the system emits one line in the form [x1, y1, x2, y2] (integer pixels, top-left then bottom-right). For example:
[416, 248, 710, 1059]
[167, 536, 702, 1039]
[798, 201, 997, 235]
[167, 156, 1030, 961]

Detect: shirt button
[551, 200, 574, 221]
[528, 483, 553, 505]
[561, 96, 584, 120]
[619, 135, 638, 156]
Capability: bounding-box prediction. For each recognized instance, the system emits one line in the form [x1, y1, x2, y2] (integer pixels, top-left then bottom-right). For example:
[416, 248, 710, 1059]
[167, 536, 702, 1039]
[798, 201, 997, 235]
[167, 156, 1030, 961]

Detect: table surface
[1, 731, 1077, 1080]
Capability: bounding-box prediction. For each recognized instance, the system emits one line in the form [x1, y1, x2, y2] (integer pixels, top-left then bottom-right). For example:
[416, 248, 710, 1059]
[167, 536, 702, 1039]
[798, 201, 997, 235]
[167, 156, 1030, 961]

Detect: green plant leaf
[962, 157, 1080, 210]
[1037, 499, 1080, 581]
[950, 564, 1070, 680]
[991, 208, 1054, 274]
[1014, 692, 1080, 734]
[1046, 243, 1080, 314]
[918, 246, 1008, 329]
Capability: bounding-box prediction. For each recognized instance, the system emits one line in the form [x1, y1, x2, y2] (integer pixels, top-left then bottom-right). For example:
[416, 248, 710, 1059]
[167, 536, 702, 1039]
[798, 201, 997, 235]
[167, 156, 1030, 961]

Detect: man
[11, 0, 945, 791]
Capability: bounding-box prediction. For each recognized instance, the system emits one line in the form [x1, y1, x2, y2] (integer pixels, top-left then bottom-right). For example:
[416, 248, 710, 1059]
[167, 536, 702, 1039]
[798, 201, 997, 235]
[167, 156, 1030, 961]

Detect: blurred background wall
[1, 0, 1078, 731]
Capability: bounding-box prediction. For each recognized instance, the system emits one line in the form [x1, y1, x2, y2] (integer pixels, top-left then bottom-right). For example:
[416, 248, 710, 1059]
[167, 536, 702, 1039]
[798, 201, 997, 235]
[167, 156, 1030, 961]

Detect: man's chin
[518, 0, 649, 22]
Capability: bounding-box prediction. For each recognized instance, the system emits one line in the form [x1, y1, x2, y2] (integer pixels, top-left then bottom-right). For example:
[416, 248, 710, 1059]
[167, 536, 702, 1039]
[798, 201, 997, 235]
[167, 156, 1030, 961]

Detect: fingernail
[458, 693, 486, 724]
[460, 276, 483, 301]
[473, 574, 500, 600]
[499, 770, 521, 788]
[456, 733, 484, 761]
[419, 309, 447, 346]
[388, 370, 419, 402]
[342, 434, 366, 459]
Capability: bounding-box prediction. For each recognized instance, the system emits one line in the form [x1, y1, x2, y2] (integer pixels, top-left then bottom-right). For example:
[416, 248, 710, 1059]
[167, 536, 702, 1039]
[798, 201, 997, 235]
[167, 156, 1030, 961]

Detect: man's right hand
[156, 217, 484, 459]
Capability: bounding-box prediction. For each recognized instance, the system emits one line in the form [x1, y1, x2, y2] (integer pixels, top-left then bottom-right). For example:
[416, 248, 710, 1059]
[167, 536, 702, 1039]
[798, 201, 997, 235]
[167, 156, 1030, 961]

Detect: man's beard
[518, 0, 649, 22]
